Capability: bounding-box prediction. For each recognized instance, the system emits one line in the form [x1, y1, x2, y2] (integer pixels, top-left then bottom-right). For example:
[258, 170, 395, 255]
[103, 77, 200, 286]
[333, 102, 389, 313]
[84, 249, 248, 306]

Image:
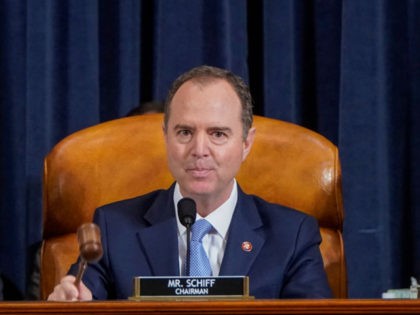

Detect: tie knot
[191, 219, 212, 242]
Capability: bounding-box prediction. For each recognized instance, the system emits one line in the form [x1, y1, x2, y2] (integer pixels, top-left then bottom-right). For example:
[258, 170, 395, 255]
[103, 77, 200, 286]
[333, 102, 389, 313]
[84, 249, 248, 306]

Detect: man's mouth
[187, 168, 212, 177]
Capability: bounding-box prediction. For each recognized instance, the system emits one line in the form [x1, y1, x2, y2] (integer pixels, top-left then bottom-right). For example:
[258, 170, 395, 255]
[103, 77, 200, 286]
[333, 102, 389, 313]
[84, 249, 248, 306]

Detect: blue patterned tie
[189, 219, 213, 276]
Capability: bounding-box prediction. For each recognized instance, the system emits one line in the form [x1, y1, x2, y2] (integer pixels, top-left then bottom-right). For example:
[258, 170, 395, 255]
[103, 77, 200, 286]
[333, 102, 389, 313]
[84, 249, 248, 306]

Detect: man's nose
[191, 133, 210, 157]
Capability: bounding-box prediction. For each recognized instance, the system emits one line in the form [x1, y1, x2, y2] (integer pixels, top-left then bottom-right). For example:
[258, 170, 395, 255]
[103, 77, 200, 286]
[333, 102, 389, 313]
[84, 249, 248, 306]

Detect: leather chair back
[41, 113, 346, 299]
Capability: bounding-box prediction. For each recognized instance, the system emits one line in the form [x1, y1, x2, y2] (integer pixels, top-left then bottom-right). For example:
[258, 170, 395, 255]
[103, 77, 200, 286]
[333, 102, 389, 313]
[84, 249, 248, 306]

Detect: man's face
[164, 79, 255, 205]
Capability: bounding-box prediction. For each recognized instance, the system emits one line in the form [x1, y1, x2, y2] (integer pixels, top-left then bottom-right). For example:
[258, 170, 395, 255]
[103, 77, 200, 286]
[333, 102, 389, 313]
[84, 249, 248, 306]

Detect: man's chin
[182, 183, 215, 197]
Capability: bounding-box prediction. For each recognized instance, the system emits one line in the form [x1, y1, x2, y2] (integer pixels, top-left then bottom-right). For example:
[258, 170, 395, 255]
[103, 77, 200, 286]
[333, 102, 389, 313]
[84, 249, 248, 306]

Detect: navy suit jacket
[71, 184, 332, 299]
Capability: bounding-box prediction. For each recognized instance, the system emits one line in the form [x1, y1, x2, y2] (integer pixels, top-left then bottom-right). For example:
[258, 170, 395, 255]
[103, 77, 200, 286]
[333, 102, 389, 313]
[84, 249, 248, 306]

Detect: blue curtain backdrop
[0, 0, 419, 299]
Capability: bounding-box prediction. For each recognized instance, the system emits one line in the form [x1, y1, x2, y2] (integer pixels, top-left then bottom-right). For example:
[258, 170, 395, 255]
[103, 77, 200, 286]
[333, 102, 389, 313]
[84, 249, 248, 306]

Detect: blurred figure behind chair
[126, 101, 164, 116]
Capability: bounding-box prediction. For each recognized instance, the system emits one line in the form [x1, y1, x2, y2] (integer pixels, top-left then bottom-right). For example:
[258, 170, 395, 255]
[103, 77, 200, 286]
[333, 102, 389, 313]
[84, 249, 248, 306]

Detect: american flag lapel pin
[241, 241, 252, 252]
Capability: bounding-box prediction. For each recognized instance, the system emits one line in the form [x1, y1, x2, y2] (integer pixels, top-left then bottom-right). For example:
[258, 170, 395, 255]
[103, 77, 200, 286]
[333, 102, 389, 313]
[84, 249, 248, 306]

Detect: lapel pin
[241, 241, 252, 252]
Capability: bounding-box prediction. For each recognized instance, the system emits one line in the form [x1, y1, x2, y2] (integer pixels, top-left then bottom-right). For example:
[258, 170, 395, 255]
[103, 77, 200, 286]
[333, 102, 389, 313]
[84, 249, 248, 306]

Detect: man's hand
[47, 275, 93, 301]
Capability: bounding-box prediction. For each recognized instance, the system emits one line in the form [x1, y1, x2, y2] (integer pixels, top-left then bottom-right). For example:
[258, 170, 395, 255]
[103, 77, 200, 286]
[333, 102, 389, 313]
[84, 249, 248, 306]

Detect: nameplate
[129, 276, 251, 300]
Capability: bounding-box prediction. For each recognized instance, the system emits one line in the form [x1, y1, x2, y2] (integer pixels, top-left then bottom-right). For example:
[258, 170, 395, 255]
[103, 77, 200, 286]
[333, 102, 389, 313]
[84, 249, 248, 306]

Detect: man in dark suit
[48, 65, 331, 301]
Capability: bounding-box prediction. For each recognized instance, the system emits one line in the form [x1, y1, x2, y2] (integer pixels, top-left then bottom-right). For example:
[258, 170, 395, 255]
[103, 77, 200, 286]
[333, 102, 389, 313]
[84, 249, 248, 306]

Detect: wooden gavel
[74, 222, 103, 287]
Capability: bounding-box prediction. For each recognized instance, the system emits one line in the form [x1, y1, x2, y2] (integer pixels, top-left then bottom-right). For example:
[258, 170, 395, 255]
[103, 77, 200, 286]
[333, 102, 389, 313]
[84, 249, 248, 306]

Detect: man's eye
[176, 130, 193, 143]
[211, 131, 228, 144]
[213, 131, 226, 138]
[177, 130, 191, 136]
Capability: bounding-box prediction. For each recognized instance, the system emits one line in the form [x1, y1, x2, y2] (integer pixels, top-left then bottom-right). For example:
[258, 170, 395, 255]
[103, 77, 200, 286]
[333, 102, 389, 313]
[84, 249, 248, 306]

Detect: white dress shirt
[174, 181, 238, 276]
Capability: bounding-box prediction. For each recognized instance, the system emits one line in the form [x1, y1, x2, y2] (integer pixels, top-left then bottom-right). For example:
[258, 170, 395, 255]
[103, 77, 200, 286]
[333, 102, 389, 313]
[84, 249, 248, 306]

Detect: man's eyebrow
[173, 124, 194, 130]
[207, 127, 232, 134]
[172, 124, 232, 134]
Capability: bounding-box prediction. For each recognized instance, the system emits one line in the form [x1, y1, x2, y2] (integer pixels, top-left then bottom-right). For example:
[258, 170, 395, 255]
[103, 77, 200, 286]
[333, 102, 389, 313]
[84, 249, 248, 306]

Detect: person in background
[48, 65, 332, 301]
[25, 244, 41, 300]
[126, 101, 164, 116]
[0, 274, 3, 300]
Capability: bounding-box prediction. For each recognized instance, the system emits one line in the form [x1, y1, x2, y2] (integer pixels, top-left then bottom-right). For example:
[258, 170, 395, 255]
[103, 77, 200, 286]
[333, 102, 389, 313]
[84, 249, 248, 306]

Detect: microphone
[177, 198, 196, 276]
[74, 222, 103, 287]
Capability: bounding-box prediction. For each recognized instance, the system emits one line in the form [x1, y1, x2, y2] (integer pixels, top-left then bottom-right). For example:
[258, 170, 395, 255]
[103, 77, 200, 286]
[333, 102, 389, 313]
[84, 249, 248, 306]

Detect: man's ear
[242, 127, 256, 161]
[162, 123, 169, 147]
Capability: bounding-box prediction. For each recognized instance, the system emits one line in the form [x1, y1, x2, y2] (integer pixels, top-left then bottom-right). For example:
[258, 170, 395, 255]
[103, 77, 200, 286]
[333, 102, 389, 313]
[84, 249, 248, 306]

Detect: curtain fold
[0, 0, 419, 299]
[408, 0, 420, 281]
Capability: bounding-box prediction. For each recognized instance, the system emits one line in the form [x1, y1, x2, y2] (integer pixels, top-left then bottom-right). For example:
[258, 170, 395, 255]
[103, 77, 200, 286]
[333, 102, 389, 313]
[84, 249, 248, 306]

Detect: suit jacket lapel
[219, 189, 265, 275]
[136, 186, 180, 276]
[134, 185, 265, 277]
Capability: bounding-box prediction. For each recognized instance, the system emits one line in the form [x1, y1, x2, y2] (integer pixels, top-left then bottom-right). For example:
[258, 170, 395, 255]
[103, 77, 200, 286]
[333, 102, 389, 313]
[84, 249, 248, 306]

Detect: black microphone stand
[186, 222, 192, 276]
[177, 197, 196, 277]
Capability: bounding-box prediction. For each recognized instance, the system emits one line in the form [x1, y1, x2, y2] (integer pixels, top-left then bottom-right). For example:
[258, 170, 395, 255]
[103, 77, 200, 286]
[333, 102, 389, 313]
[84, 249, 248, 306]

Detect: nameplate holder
[129, 276, 252, 300]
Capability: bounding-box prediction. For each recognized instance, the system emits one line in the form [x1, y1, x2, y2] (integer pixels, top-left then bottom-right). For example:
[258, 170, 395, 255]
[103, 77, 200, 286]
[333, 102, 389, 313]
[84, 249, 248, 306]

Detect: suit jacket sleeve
[280, 215, 332, 298]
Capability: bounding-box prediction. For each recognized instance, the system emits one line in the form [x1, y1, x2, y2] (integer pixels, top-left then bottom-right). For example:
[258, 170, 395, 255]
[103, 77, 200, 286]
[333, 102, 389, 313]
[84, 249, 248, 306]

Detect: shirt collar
[174, 180, 238, 239]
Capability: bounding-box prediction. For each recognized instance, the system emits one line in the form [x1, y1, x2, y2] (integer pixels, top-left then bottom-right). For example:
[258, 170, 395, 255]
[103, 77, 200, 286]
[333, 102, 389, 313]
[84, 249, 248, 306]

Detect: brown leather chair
[40, 113, 346, 299]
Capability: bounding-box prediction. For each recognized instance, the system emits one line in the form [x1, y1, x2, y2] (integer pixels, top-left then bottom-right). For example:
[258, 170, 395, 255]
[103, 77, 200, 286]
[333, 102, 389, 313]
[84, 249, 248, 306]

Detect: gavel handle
[74, 260, 87, 287]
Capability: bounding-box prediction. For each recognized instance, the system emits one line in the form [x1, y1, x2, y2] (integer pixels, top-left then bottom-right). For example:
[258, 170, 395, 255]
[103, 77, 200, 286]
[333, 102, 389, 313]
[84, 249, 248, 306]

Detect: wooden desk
[1, 299, 420, 314]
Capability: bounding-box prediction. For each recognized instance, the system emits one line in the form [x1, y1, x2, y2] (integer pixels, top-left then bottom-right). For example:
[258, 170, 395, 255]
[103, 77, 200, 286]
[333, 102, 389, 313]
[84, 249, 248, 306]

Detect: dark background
[1, 0, 419, 299]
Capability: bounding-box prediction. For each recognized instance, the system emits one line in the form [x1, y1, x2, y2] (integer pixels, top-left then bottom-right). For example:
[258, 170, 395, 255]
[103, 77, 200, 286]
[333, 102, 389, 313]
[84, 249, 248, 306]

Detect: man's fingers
[47, 275, 87, 301]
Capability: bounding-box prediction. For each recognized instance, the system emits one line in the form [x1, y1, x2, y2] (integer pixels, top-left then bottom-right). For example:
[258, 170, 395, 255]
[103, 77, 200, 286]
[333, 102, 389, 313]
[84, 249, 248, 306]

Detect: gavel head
[77, 222, 103, 263]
